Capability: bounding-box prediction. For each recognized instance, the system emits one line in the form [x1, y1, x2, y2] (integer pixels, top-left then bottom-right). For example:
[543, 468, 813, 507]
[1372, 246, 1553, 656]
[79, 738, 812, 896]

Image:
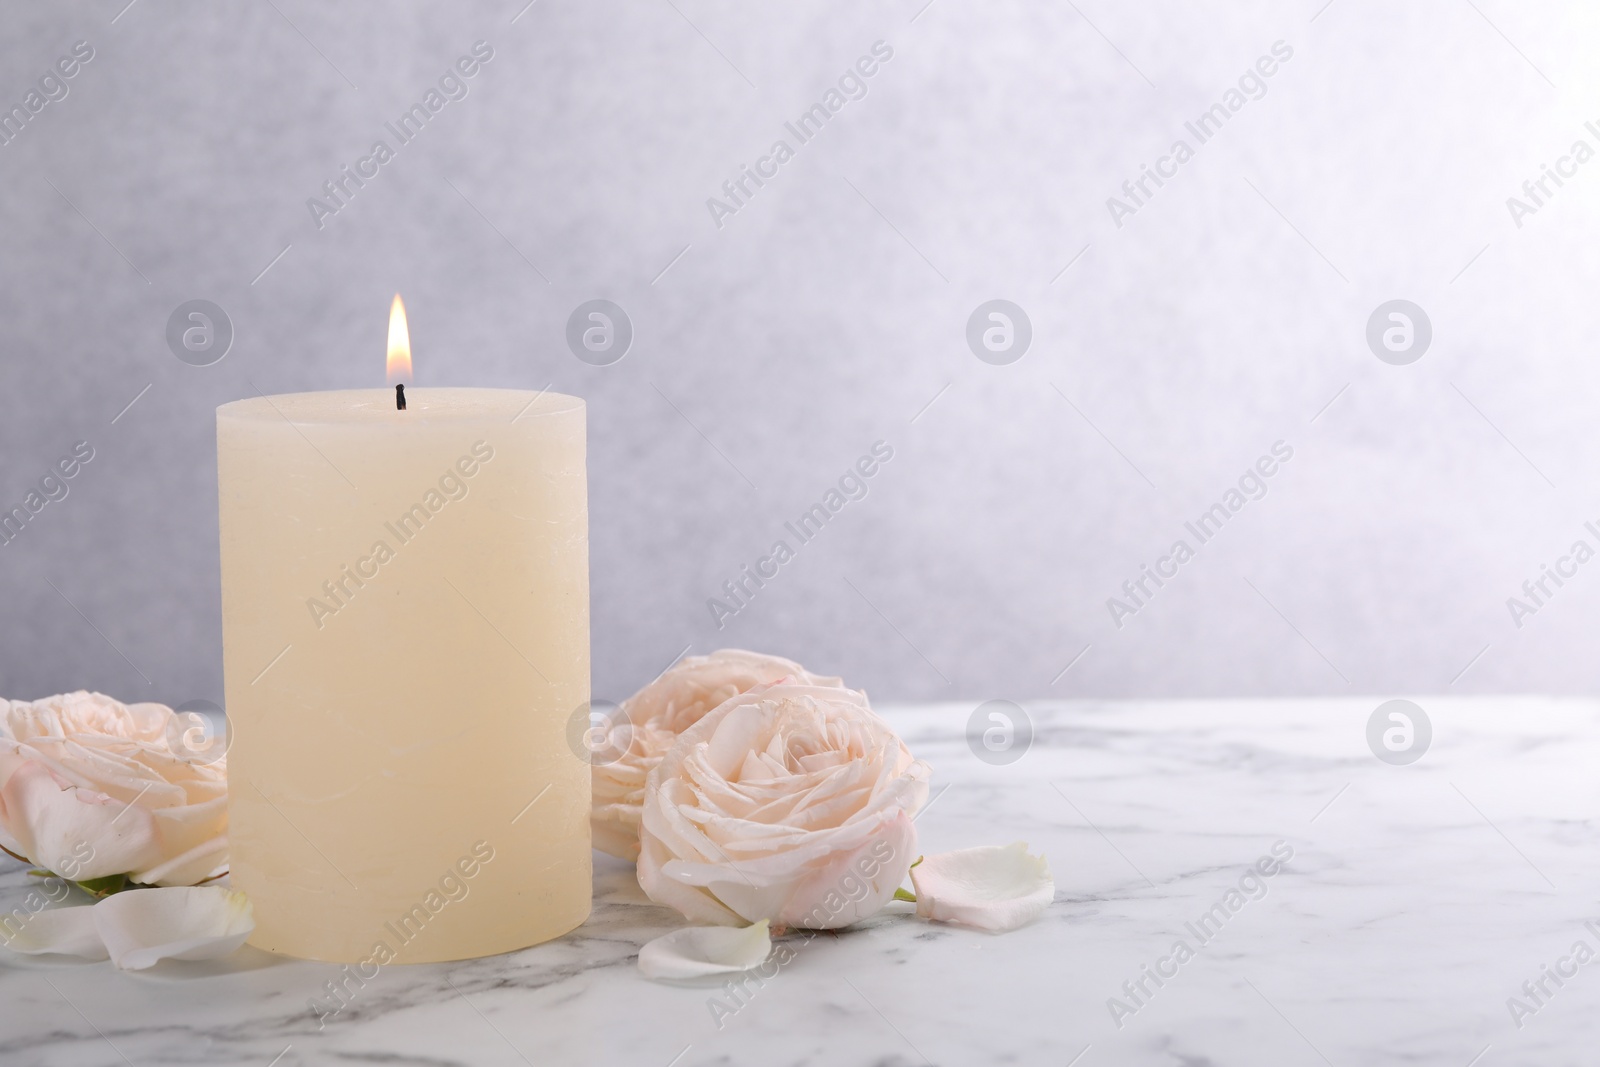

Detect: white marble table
[2, 698, 1597, 1067]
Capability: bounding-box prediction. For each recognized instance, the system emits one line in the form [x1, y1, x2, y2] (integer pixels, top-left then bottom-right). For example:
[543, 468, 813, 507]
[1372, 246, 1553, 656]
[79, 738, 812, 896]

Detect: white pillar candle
[216, 383, 590, 963]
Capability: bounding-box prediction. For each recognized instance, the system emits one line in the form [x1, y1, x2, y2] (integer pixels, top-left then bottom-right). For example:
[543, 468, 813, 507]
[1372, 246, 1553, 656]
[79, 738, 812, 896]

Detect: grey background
[1, 0, 1596, 708]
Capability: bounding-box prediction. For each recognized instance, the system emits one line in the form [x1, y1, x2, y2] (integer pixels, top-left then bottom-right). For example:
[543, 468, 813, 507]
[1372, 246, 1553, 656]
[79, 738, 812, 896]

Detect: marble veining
[2, 698, 1598, 1066]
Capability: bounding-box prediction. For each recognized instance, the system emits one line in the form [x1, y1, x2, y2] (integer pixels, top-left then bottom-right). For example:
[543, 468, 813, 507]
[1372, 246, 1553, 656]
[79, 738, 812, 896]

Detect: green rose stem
[892, 855, 925, 902]
[4, 841, 170, 898]
[72, 873, 129, 898]
[21, 866, 128, 898]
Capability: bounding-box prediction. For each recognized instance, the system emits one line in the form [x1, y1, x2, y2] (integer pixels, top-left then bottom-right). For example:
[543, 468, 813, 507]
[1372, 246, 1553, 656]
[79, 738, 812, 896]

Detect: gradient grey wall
[1, 0, 1596, 709]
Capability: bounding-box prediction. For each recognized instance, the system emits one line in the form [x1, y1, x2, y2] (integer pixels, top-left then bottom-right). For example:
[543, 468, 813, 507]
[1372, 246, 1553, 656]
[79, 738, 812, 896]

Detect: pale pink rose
[0, 691, 228, 887]
[592, 650, 843, 861]
[637, 682, 929, 929]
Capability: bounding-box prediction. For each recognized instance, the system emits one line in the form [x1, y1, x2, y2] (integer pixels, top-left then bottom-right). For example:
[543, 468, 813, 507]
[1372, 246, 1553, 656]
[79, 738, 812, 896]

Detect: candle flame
[386, 294, 412, 386]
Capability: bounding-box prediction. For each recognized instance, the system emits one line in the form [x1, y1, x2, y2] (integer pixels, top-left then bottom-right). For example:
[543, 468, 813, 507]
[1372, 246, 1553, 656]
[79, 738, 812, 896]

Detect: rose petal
[638, 920, 771, 980]
[910, 843, 1054, 932]
[774, 811, 918, 930]
[92, 886, 253, 970]
[129, 827, 229, 887]
[0, 905, 109, 960]
[0, 758, 163, 881]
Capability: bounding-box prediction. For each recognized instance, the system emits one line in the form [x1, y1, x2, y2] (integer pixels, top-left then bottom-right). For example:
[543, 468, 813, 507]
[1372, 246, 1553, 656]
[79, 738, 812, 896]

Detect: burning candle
[217, 297, 591, 963]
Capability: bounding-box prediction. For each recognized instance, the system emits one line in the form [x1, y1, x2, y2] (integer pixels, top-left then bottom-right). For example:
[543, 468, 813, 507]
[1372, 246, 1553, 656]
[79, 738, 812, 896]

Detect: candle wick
[395, 384, 407, 411]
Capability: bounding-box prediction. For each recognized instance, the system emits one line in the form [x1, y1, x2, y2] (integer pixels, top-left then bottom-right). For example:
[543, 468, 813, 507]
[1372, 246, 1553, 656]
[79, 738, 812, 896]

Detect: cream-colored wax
[217, 388, 590, 963]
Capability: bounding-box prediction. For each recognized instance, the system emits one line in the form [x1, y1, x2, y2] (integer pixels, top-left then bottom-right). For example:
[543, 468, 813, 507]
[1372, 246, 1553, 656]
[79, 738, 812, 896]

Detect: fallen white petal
[92, 886, 253, 970]
[638, 920, 771, 980]
[910, 842, 1054, 933]
[0, 905, 109, 960]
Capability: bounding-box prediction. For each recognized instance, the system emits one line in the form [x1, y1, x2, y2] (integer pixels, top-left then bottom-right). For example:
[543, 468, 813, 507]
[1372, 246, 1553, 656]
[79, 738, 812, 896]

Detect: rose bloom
[0, 692, 228, 886]
[592, 650, 842, 861]
[637, 682, 929, 929]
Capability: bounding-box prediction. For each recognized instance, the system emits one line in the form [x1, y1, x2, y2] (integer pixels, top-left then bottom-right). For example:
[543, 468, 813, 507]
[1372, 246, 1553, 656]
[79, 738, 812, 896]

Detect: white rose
[637, 682, 929, 929]
[0, 691, 228, 887]
[592, 649, 843, 861]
